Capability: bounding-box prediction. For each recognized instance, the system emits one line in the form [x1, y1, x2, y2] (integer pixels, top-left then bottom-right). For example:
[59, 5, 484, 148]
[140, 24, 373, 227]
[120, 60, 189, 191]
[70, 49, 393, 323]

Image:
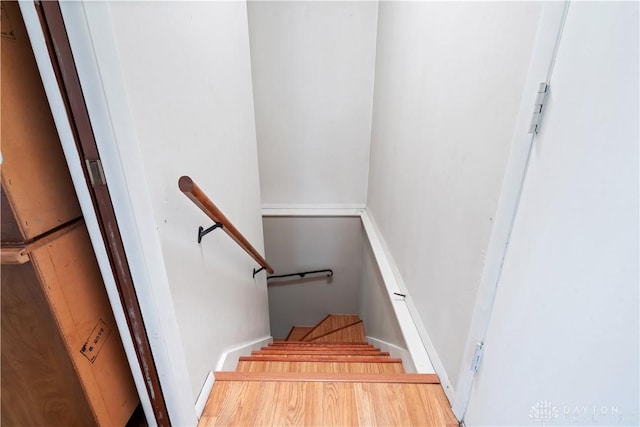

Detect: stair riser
[251, 350, 389, 356]
[270, 343, 371, 348]
[239, 356, 403, 363]
[236, 361, 405, 374]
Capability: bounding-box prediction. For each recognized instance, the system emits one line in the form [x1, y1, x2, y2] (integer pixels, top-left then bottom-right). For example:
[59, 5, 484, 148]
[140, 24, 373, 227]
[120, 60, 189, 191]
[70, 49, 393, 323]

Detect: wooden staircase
[199, 315, 458, 426]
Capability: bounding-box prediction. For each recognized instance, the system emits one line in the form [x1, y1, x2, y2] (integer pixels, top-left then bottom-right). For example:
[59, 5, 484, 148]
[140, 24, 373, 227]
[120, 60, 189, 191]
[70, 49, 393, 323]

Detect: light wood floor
[200, 380, 457, 426]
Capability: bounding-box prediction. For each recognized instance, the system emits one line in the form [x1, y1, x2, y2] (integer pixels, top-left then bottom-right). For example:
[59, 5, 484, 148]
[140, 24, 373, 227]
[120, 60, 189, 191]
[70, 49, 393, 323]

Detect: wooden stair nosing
[270, 341, 370, 346]
[251, 350, 389, 356]
[238, 356, 403, 363]
[265, 347, 377, 352]
[214, 372, 440, 384]
[264, 347, 379, 352]
[246, 353, 389, 359]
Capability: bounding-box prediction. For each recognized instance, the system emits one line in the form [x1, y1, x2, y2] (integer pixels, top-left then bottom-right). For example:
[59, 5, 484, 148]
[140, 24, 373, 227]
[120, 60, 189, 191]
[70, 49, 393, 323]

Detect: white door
[461, 1, 639, 425]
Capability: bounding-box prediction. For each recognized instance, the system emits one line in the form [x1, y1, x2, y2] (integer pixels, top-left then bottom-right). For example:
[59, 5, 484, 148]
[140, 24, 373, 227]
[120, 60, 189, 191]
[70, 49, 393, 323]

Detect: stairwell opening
[261, 215, 412, 368]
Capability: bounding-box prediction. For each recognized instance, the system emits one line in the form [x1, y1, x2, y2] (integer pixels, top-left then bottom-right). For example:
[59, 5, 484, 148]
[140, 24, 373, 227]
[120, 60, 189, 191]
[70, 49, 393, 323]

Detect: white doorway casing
[452, 1, 571, 418]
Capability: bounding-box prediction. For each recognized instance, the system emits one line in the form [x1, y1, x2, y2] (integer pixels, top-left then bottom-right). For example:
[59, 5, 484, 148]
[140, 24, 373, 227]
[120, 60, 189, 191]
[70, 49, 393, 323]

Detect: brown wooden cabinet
[1, 2, 139, 425]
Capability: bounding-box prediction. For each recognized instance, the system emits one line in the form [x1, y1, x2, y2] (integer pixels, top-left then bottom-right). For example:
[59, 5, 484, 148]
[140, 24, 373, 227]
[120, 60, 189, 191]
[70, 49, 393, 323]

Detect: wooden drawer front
[1, 2, 81, 242]
[27, 221, 139, 426]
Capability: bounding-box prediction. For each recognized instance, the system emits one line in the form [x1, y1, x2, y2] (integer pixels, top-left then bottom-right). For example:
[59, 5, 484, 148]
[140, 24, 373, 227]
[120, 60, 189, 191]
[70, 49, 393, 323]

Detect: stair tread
[215, 371, 439, 384]
[239, 356, 403, 363]
[271, 341, 370, 346]
[199, 380, 457, 426]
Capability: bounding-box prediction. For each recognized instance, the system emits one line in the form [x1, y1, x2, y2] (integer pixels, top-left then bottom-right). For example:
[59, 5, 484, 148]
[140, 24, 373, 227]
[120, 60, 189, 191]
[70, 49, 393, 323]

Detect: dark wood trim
[213, 372, 441, 384]
[298, 313, 332, 341]
[0, 247, 29, 264]
[307, 320, 364, 342]
[178, 176, 274, 274]
[34, 3, 170, 426]
[284, 326, 296, 341]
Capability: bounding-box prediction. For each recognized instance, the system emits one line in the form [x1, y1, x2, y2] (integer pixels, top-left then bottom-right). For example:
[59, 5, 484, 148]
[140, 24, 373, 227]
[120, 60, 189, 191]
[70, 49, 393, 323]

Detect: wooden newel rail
[178, 176, 274, 274]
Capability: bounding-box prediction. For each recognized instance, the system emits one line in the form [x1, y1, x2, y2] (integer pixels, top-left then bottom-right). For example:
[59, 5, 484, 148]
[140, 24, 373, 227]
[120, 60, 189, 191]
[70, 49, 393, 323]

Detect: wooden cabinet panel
[1, 5, 140, 425]
[1, 220, 139, 426]
[0, 1, 82, 242]
[26, 220, 139, 426]
[1, 262, 96, 427]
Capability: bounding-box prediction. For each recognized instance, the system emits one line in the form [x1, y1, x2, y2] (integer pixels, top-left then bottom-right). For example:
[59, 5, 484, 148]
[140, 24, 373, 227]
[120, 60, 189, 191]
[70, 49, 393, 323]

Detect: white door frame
[19, 2, 198, 425]
[451, 1, 570, 419]
[17, 3, 157, 424]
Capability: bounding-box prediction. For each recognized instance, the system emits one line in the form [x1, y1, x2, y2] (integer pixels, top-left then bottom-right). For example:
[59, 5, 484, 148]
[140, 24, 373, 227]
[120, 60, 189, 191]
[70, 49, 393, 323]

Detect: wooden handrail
[178, 176, 274, 274]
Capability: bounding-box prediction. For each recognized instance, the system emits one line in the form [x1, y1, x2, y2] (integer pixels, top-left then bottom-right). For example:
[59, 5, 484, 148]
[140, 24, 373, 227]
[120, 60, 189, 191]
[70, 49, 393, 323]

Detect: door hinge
[528, 82, 549, 134]
[86, 159, 106, 186]
[470, 342, 484, 373]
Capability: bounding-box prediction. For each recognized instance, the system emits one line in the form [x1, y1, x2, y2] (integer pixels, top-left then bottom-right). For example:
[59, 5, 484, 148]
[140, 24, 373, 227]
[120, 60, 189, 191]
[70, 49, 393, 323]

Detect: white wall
[263, 216, 363, 338]
[105, 2, 270, 400]
[465, 2, 639, 425]
[359, 238, 406, 349]
[367, 1, 542, 388]
[248, 1, 378, 206]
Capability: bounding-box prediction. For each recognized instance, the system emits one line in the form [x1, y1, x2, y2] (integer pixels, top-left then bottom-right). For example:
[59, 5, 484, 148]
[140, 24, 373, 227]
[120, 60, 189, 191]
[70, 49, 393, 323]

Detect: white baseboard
[366, 336, 417, 373]
[215, 335, 273, 372]
[194, 371, 215, 418]
[195, 335, 273, 418]
[361, 211, 452, 399]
